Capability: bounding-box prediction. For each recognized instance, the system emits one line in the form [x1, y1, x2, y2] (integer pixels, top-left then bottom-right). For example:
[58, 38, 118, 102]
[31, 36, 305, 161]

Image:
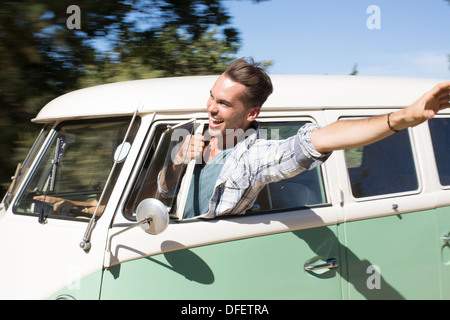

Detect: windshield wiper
[38, 137, 64, 224]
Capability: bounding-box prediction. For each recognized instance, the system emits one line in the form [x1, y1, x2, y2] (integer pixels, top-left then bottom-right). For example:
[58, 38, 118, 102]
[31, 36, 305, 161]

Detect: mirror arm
[104, 217, 153, 268]
[104, 198, 169, 268]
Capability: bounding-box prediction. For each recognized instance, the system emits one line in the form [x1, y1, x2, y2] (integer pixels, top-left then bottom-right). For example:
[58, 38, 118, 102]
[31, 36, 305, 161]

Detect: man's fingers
[176, 134, 205, 164]
[430, 81, 450, 97]
[439, 94, 450, 104]
[189, 135, 204, 155]
[439, 100, 450, 110]
[424, 82, 450, 104]
[420, 82, 450, 117]
[436, 93, 450, 107]
[433, 84, 450, 111]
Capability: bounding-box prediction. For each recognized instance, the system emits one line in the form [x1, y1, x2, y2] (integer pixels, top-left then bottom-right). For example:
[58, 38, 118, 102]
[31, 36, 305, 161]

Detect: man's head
[207, 58, 273, 138]
[223, 58, 274, 109]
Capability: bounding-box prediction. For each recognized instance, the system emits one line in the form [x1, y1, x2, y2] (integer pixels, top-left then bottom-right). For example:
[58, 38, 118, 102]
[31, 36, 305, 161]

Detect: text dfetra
[181, 304, 269, 317]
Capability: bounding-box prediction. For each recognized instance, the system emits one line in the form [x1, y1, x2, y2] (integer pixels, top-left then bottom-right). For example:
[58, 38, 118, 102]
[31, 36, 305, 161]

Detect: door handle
[304, 258, 339, 271]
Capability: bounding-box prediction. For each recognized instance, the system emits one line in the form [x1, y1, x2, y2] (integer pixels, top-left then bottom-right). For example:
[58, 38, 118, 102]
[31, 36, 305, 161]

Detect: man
[161, 58, 450, 219]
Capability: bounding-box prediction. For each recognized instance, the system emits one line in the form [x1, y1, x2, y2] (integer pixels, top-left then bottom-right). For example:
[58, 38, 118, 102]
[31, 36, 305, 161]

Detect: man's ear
[246, 106, 260, 122]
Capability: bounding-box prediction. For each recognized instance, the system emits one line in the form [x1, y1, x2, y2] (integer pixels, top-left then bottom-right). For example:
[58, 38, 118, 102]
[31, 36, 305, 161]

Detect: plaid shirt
[201, 122, 331, 219]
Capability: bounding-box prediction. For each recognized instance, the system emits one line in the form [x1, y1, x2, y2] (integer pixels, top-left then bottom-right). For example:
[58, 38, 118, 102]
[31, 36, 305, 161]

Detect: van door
[330, 110, 441, 299]
[101, 117, 344, 299]
[428, 115, 450, 299]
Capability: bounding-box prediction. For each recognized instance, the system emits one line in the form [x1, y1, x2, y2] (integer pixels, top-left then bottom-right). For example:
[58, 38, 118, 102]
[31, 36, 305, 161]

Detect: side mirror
[104, 198, 169, 268]
[136, 198, 169, 235]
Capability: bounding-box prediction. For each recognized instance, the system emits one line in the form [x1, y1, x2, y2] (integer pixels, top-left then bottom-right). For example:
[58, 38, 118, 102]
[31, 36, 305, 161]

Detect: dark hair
[224, 58, 273, 108]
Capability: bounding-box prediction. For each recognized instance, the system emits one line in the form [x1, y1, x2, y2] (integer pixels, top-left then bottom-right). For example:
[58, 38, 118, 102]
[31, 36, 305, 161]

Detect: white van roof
[33, 75, 445, 123]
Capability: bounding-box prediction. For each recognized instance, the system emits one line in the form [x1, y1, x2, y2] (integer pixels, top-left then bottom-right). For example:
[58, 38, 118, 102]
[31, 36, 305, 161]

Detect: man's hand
[173, 134, 205, 166]
[390, 81, 450, 131]
[159, 134, 205, 194]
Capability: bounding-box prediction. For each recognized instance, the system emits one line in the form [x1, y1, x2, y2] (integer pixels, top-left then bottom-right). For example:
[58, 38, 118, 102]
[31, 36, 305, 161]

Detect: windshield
[3, 125, 51, 210]
[14, 118, 139, 221]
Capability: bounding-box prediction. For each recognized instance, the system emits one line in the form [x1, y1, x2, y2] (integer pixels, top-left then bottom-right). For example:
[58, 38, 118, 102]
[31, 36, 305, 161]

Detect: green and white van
[1, 75, 449, 300]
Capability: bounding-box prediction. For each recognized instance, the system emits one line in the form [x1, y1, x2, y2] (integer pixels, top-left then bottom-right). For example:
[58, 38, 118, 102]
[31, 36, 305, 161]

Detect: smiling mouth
[209, 117, 224, 125]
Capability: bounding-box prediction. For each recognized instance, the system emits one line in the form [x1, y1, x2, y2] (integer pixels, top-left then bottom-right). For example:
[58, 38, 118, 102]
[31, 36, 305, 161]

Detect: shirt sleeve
[202, 122, 332, 218]
[294, 122, 332, 170]
[243, 122, 332, 185]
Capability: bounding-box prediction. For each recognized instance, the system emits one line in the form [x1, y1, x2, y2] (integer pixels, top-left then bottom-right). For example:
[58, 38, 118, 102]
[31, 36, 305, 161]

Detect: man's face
[207, 74, 260, 139]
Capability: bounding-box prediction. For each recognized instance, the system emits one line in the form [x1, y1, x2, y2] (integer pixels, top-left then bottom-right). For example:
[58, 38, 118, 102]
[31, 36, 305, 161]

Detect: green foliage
[0, 0, 260, 194]
[79, 27, 239, 87]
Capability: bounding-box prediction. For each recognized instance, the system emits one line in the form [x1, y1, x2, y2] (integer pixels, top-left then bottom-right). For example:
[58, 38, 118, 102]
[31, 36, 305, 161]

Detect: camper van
[0, 75, 449, 300]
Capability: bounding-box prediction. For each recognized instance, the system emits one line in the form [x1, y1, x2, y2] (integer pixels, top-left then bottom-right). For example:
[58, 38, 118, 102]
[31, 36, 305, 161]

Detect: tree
[0, 0, 267, 193]
[0, 1, 135, 193]
[79, 26, 239, 87]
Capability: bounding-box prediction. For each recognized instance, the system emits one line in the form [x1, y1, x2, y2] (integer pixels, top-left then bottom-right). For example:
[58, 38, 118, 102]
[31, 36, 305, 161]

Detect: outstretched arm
[311, 81, 450, 153]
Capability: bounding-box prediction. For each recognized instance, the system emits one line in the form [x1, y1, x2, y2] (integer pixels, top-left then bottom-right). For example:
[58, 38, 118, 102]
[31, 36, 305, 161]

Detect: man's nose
[208, 100, 219, 113]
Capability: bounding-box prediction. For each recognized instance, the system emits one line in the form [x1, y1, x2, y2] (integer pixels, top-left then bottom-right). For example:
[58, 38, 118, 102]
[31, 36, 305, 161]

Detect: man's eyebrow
[210, 90, 233, 107]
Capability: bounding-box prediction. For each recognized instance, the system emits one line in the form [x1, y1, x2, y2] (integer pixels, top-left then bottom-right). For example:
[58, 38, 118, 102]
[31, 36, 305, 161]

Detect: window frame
[428, 116, 450, 189]
[251, 118, 331, 213]
[119, 115, 331, 223]
[12, 116, 140, 222]
[121, 119, 203, 222]
[319, 108, 447, 223]
[3, 124, 52, 210]
[340, 115, 422, 202]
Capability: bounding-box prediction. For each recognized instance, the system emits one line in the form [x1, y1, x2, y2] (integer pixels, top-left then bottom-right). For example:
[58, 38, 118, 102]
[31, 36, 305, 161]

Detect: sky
[223, 0, 450, 79]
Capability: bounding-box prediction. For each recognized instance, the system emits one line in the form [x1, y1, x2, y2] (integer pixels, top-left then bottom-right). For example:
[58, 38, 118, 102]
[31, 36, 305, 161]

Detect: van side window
[344, 128, 418, 198]
[428, 118, 450, 186]
[13, 118, 140, 221]
[253, 121, 328, 211]
[124, 121, 199, 220]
